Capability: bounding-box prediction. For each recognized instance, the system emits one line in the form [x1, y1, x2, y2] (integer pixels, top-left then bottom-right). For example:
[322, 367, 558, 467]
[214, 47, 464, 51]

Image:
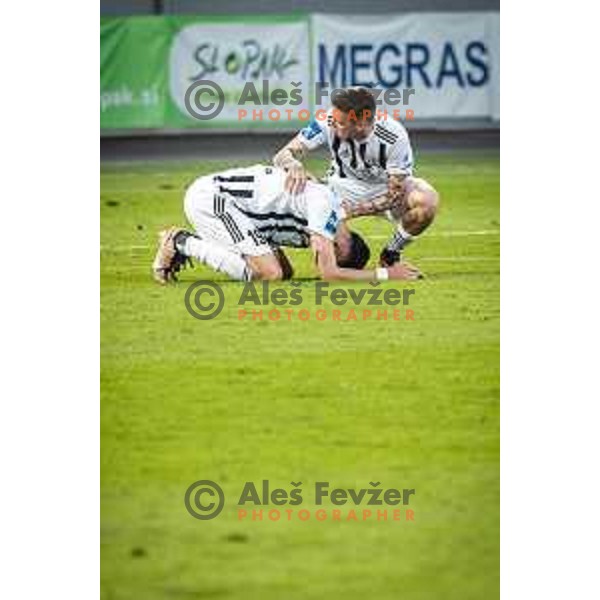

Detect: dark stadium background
[100, 0, 499, 161]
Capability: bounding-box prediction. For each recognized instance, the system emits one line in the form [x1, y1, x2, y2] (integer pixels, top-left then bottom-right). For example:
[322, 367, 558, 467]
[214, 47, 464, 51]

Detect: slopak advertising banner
[100, 13, 499, 130]
[101, 15, 311, 130]
[312, 12, 499, 121]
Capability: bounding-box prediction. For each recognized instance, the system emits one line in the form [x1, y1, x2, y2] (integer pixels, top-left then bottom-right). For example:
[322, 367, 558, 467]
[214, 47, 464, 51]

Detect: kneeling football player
[152, 164, 422, 283]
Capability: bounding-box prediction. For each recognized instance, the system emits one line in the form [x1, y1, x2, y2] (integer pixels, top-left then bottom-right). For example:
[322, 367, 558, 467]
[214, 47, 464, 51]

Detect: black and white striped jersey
[204, 164, 342, 248]
[298, 109, 414, 202]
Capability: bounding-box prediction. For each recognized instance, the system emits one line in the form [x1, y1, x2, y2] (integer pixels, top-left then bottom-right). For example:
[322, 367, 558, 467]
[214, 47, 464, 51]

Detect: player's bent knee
[422, 188, 439, 220]
[410, 180, 439, 222]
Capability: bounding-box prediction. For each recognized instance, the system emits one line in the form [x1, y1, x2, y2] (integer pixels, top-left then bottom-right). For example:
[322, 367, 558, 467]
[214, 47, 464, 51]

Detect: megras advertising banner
[312, 13, 499, 121]
[101, 15, 310, 130]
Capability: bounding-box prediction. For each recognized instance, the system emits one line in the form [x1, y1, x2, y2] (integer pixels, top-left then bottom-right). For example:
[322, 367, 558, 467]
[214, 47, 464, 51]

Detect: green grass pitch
[101, 150, 499, 599]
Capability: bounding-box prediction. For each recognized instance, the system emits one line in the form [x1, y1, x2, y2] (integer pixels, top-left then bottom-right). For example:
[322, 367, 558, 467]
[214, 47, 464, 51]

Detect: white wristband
[376, 267, 389, 281]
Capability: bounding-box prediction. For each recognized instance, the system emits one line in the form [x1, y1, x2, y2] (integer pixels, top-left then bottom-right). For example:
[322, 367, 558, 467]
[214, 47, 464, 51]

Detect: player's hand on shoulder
[285, 162, 308, 195]
[386, 261, 423, 280]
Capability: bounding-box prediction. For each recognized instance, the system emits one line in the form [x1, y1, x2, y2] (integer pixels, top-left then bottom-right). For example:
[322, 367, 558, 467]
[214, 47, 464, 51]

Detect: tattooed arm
[341, 174, 407, 219]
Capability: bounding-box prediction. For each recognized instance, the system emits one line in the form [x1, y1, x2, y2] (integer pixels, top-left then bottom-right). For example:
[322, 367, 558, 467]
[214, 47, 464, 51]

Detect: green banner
[100, 15, 310, 130]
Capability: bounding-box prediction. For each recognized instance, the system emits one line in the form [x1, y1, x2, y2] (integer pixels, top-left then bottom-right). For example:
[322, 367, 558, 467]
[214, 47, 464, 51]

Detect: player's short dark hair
[332, 87, 376, 121]
[338, 231, 371, 269]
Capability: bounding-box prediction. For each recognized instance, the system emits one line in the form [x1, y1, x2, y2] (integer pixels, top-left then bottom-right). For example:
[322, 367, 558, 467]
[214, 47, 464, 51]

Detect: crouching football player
[152, 164, 422, 283]
[273, 86, 440, 267]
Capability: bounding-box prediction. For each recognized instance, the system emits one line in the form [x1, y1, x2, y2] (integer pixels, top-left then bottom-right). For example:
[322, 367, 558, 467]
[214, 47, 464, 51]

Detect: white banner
[312, 13, 499, 121]
[169, 19, 311, 126]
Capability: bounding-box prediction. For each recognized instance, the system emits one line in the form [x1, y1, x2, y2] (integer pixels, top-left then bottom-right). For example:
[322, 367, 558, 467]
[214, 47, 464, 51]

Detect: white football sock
[387, 224, 414, 252]
[184, 236, 251, 281]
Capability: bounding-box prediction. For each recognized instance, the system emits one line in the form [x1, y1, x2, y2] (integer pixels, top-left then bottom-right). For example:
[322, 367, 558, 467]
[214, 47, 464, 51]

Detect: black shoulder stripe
[375, 132, 396, 146]
[375, 133, 397, 146]
[374, 124, 398, 144]
[375, 131, 398, 145]
[375, 122, 398, 137]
